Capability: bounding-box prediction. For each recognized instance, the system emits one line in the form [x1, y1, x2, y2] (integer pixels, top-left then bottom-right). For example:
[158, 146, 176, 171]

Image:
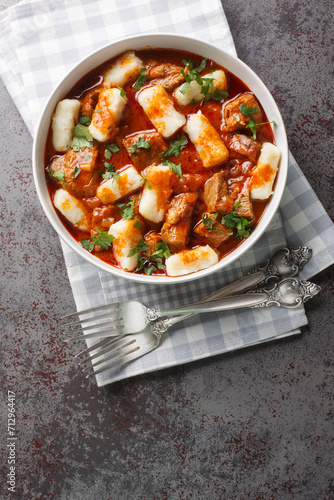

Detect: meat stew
[45, 48, 281, 277]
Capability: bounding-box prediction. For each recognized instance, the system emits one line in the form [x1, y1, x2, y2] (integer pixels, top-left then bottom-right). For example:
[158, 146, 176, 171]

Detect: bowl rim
[32, 32, 288, 284]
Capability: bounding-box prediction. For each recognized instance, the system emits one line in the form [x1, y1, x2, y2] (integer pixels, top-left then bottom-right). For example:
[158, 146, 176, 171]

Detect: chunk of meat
[81, 88, 101, 119]
[49, 146, 100, 198]
[203, 172, 235, 215]
[173, 173, 210, 195]
[194, 218, 232, 247]
[161, 193, 198, 253]
[225, 133, 261, 162]
[146, 62, 185, 90]
[144, 232, 162, 256]
[92, 205, 118, 230]
[224, 93, 263, 133]
[123, 131, 168, 170]
[236, 187, 254, 220]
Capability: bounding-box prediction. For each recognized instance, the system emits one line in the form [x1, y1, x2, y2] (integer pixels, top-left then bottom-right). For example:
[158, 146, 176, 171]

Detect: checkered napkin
[1, 0, 333, 386]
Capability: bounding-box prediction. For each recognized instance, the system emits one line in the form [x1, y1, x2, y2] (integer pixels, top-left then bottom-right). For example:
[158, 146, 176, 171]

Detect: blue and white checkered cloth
[1, 0, 333, 386]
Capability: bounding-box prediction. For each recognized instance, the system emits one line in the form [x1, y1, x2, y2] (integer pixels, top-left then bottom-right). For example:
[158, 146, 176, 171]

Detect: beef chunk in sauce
[224, 93, 263, 133]
[81, 88, 100, 119]
[123, 131, 168, 170]
[194, 219, 232, 247]
[92, 205, 118, 230]
[146, 61, 185, 90]
[144, 231, 163, 256]
[203, 172, 235, 215]
[161, 192, 198, 253]
[236, 187, 254, 220]
[50, 146, 100, 198]
[225, 133, 261, 162]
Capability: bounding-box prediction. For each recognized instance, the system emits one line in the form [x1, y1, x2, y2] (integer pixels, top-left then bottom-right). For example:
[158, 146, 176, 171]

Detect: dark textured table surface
[1, 1, 333, 498]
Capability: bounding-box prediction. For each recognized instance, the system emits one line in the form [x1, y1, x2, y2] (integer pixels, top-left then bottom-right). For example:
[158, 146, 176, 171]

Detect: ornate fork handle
[149, 277, 320, 340]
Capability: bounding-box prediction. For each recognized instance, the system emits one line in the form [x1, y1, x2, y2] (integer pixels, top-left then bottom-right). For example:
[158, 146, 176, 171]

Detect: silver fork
[80, 277, 320, 378]
[63, 246, 312, 342]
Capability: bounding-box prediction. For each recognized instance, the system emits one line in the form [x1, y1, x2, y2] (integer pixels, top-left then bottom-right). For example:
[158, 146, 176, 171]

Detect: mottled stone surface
[1, 0, 333, 499]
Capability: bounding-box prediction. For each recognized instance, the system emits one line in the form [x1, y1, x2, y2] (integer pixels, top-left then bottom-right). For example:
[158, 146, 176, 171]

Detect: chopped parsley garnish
[130, 137, 151, 153]
[136, 241, 171, 275]
[102, 162, 119, 181]
[162, 133, 188, 158]
[81, 230, 114, 252]
[80, 239, 95, 252]
[162, 159, 183, 178]
[94, 109, 101, 113]
[83, 155, 91, 161]
[180, 59, 228, 103]
[79, 115, 92, 126]
[52, 170, 65, 182]
[239, 103, 259, 140]
[70, 123, 93, 151]
[221, 209, 254, 239]
[73, 167, 81, 179]
[106, 143, 120, 154]
[116, 199, 135, 220]
[127, 239, 150, 258]
[134, 68, 147, 90]
[118, 86, 127, 99]
[202, 212, 218, 230]
[104, 149, 112, 160]
[210, 88, 229, 102]
[201, 212, 233, 235]
[150, 241, 171, 260]
[134, 219, 144, 231]
[140, 176, 151, 189]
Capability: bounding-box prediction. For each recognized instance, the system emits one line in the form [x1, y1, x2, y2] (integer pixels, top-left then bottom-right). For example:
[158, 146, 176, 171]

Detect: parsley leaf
[210, 88, 229, 101]
[141, 176, 152, 189]
[134, 219, 144, 231]
[239, 103, 259, 117]
[106, 143, 120, 154]
[91, 230, 114, 250]
[202, 212, 218, 230]
[162, 159, 183, 178]
[118, 86, 127, 99]
[102, 162, 120, 181]
[104, 149, 112, 160]
[53, 170, 65, 182]
[193, 58, 207, 73]
[221, 210, 254, 239]
[127, 240, 150, 258]
[70, 123, 93, 151]
[79, 115, 92, 126]
[130, 137, 151, 153]
[73, 167, 81, 179]
[150, 241, 171, 260]
[162, 133, 188, 158]
[134, 68, 147, 90]
[81, 239, 95, 252]
[116, 199, 135, 220]
[136, 241, 171, 274]
[239, 103, 260, 140]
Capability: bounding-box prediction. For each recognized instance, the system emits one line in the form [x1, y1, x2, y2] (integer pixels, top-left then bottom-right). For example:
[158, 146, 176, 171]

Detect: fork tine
[78, 337, 124, 365]
[61, 302, 121, 320]
[62, 308, 121, 328]
[75, 337, 120, 358]
[63, 317, 123, 335]
[65, 325, 124, 342]
[82, 338, 137, 371]
[85, 344, 141, 378]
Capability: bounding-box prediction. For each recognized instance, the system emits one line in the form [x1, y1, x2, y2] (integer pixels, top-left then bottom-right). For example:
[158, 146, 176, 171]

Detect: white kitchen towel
[1, 0, 333, 386]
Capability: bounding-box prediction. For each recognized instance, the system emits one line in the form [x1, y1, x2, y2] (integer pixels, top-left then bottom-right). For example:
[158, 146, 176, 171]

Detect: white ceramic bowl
[32, 33, 288, 284]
